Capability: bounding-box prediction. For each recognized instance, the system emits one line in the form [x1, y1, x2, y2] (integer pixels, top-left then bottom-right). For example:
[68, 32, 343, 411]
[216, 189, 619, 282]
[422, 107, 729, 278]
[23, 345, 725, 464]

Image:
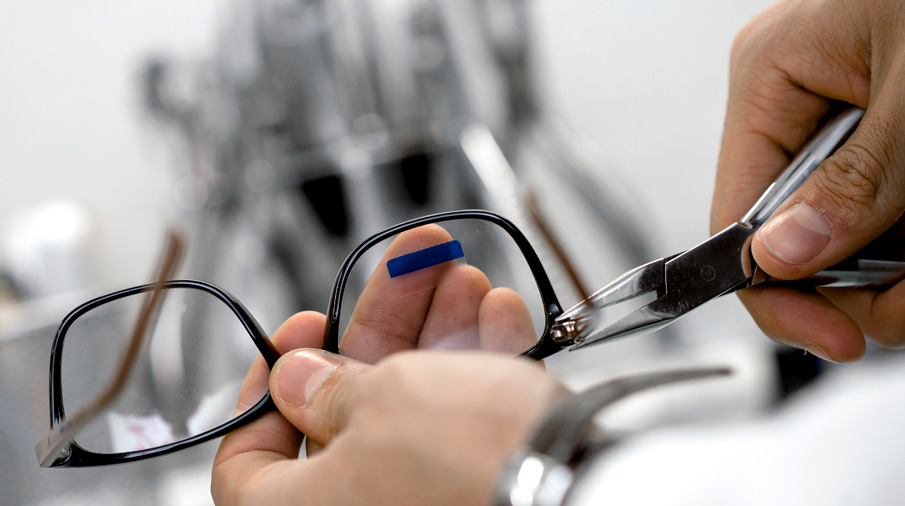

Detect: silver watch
[493, 367, 730, 506]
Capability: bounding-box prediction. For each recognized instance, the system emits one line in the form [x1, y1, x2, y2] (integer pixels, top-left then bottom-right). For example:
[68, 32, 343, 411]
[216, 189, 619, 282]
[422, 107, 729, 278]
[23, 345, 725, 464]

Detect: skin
[339, 224, 537, 362]
[213, 224, 555, 505]
[211, 312, 565, 506]
[712, 0, 905, 361]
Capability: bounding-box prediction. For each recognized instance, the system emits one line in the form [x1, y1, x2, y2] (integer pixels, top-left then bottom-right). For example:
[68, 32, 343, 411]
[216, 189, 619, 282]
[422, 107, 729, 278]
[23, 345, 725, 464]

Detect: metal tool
[551, 106, 905, 350]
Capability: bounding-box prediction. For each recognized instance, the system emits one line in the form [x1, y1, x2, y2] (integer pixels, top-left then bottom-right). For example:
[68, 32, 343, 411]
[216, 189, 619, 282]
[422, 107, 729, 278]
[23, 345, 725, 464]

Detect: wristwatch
[493, 367, 730, 506]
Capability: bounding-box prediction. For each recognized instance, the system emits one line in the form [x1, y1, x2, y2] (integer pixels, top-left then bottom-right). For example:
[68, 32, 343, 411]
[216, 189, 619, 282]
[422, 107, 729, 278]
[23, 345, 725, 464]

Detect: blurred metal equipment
[1, 202, 172, 504]
[142, 0, 654, 332]
[0, 200, 100, 342]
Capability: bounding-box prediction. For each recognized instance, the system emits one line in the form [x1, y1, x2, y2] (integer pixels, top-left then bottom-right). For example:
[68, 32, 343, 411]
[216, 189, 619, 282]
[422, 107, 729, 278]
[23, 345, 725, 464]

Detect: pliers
[551, 107, 905, 350]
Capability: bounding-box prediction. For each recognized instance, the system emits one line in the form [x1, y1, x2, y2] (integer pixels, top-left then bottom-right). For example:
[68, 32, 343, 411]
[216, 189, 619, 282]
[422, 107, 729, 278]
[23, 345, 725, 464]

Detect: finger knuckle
[730, 2, 782, 63]
[314, 366, 361, 440]
[380, 355, 429, 388]
[730, 22, 755, 63]
[730, 1, 800, 64]
[352, 306, 415, 347]
[868, 318, 905, 348]
[815, 142, 886, 215]
[368, 357, 404, 386]
[869, 290, 905, 349]
[871, 331, 905, 349]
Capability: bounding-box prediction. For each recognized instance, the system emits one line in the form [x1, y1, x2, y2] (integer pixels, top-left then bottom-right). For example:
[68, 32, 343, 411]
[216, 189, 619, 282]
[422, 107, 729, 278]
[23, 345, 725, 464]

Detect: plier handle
[553, 107, 905, 350]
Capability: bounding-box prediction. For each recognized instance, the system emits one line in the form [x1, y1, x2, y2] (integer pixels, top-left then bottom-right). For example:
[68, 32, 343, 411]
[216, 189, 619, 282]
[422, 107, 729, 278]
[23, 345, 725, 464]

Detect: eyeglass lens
[336, 219, 545, 363]
[60, 286, 260, 455]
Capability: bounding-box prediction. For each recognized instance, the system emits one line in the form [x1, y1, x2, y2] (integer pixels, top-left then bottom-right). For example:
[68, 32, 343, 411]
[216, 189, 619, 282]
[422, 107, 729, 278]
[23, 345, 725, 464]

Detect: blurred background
[2, 0, 869, 504]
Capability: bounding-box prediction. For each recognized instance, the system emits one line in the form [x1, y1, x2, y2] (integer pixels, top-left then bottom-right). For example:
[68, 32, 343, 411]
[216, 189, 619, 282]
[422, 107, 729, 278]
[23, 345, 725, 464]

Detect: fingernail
[274, 351, 338, 407]
[759, 203, 831, 265]
[801, 342, 833, 363]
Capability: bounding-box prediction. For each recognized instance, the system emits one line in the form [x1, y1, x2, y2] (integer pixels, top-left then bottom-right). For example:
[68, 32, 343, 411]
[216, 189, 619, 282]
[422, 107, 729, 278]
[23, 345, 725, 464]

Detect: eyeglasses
[37, 210, 586, 467]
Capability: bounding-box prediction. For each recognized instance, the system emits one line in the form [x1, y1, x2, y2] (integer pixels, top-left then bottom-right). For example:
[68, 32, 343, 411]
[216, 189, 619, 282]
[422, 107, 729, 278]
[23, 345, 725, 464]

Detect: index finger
[339, 224, 459, 362]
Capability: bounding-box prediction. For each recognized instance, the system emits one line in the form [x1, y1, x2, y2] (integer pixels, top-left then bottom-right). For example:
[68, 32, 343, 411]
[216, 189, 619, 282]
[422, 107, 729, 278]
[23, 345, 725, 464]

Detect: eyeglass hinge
[549, 317, 588, 345]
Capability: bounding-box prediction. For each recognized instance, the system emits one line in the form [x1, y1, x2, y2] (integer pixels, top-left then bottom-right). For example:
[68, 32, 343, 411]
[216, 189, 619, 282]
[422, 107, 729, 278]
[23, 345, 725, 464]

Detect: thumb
[269, 349, 369, 446]
[753, 109, 905, 278]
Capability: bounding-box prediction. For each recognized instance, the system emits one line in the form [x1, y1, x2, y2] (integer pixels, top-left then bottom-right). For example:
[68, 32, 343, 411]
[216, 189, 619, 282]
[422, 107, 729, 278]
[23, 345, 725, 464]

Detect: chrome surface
[740, 107, 864, 227]
[561, 107, 878, 350]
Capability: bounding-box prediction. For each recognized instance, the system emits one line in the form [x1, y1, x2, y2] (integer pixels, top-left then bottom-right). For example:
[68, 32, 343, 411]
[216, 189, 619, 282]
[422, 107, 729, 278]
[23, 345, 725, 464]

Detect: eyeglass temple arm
[36, 229, 184, 467]
[525, 189, 592, 301]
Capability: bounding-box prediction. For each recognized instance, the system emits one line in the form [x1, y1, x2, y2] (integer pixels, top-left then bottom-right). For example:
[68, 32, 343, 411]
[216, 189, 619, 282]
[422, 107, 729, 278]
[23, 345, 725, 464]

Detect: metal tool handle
[740, 106, 865, 228]
[795, 259, 905, 288]
[755, 259, 905, 290]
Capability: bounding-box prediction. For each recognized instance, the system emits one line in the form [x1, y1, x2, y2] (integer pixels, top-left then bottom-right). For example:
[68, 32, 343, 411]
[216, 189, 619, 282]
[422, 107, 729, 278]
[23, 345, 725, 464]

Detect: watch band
[493, 367, 731, 506]
[496, 449, 575, 506]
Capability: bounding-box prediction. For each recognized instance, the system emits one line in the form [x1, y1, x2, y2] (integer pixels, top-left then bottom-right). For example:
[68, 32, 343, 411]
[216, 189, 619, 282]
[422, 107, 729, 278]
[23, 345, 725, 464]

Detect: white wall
[0, 1, 222, 289]
[534, 0, 772, 255]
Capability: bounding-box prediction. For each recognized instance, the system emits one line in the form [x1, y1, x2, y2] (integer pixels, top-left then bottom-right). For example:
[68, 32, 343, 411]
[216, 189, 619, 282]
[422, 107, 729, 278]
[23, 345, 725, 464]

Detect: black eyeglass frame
[322, 210, 569, 360]
[43, 210, 569, 467]
[43, 279, 281, 467]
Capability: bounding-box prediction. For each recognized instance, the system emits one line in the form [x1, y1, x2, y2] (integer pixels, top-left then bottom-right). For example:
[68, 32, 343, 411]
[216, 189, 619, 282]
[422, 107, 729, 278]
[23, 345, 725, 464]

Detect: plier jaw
[550, 107, 881, 353]
[550, 256, 670, 347]
[554, 223, 758, 350]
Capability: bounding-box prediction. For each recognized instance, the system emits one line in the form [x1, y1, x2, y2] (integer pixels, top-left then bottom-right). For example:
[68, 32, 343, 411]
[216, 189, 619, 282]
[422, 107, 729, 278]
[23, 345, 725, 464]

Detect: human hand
[338, 223, 537, 363]
[711, 0, 905, 361]
[211, 311, 565, 506]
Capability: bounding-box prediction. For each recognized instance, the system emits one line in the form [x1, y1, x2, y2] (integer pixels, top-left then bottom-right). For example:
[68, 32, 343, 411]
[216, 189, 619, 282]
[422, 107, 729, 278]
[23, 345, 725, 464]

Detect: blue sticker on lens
[387, 240, 465, 278]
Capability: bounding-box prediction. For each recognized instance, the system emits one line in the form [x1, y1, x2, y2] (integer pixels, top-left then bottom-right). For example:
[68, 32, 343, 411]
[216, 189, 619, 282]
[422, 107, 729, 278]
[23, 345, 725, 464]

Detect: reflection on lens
[60, 286, 260, 454]
[337, 220, 544, 363]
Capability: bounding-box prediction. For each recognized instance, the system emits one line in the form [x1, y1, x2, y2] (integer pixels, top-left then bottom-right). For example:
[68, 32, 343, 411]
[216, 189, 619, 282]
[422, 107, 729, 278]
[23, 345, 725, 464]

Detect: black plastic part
[44, 280, 280, 467]
[45, 210, 571, 467]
